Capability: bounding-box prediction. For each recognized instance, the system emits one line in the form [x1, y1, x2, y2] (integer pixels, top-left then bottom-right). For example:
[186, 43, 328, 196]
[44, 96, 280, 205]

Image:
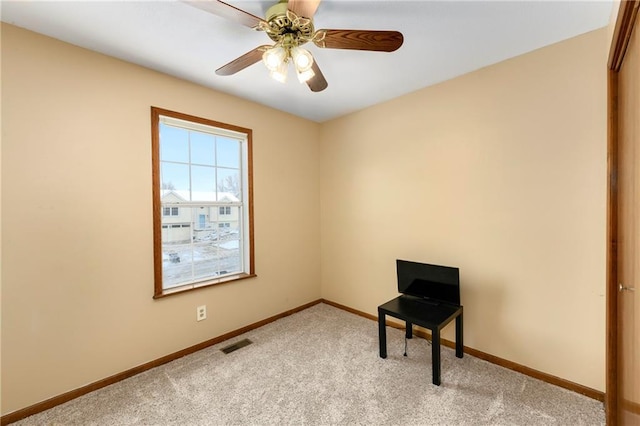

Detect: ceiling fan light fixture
[269, 60, 288, 83]
[291, 46, 314, 72]
[296, 67, 315, 83]
[262, 45, 287, 71]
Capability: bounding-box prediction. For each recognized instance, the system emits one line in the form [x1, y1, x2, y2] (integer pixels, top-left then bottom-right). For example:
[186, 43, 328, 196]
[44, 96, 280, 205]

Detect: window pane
[216, 237, 241, 275]
[162, 247, 193, 289]
[217, 169, 240, 199]
[161, 210, 191, 237]
[160, 206, 244, 286]
[162, 206, 193, 287]
[191, 165, 216, 201]
[161, 162, 190, 196]
[216, 137, 240, 169]
[191, 132, 215, 166]
[160, 124, 189, 163]
[192, 241, 218, 281]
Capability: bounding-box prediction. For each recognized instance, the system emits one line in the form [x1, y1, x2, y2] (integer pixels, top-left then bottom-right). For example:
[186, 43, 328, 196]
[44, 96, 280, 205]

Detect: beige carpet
[14, 303, 604, 425]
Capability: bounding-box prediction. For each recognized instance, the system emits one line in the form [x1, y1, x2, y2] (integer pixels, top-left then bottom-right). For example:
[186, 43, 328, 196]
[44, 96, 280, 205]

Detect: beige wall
[2, 21, 610, 415]
[320, 29, 608, 391]
[1, 24, 321, 414]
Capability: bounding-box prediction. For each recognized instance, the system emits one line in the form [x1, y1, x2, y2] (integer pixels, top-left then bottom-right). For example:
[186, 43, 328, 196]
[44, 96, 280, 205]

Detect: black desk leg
[455, 313, 463, 358]
[405, 322, 413, 339]
[378, 311, 387, 358]
[432, 329, 441, 386]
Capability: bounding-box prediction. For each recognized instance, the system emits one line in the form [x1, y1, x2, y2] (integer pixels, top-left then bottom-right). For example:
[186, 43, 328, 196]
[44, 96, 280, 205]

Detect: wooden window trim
[151, 106, 255, 298]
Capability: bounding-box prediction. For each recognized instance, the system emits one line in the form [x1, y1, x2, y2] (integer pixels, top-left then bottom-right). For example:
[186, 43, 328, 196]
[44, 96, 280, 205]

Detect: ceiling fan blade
[314, 29, 403, 52]
[184, 0, 266, 29]
[216, 46, 269, 76]
[287, 0, 322, 19]
[306, 59, 328, 92]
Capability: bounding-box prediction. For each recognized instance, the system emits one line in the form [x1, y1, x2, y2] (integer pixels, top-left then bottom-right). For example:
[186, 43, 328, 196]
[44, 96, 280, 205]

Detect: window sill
[153, 273, 257, 299]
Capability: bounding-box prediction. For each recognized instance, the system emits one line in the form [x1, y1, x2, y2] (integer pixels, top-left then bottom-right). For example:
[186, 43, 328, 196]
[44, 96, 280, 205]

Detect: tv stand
[378, 295, 463, 385]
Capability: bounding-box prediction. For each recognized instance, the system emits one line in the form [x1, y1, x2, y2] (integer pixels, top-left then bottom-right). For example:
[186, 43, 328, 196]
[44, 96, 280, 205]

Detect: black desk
[378, 295, 463, 385]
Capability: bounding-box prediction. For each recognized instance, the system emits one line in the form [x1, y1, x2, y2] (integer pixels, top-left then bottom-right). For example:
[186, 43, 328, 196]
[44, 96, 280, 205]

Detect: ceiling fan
[185, 0, 404, 92]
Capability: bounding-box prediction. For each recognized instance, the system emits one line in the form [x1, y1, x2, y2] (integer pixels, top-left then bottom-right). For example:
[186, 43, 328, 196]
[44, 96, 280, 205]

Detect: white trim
[162, 202, 242, 207]
[159, 115, 247, 142]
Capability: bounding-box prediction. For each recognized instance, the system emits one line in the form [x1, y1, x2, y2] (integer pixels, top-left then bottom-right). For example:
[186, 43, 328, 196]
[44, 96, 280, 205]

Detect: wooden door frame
[606, 1, 639, 424]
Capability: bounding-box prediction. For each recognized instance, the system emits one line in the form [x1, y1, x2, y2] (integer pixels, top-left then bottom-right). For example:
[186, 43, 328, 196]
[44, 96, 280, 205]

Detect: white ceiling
[1, 0, 613, 122]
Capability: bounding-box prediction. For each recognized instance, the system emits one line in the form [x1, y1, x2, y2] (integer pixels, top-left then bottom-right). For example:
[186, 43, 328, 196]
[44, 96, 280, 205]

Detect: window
[151, 107, 255, 298]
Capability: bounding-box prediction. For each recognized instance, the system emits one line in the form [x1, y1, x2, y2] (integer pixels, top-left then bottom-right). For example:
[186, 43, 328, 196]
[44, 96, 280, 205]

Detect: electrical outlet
[196, 305, 207, 321]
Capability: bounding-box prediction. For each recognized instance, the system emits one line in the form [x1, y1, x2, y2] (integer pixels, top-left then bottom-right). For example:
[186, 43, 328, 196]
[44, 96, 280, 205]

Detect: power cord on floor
[404, 332, 431, 357]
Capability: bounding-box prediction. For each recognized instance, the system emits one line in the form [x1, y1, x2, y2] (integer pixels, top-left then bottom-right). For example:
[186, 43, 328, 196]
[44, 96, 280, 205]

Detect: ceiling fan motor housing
[264, 0, 314, 46]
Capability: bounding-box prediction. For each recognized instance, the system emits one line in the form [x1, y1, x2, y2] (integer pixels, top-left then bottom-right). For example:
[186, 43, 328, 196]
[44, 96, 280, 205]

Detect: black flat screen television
[396, 259, 460, 306]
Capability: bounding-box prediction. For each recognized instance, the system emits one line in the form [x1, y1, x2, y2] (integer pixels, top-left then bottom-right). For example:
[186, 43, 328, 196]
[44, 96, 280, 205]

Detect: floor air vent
[221, 338, 253, 354]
